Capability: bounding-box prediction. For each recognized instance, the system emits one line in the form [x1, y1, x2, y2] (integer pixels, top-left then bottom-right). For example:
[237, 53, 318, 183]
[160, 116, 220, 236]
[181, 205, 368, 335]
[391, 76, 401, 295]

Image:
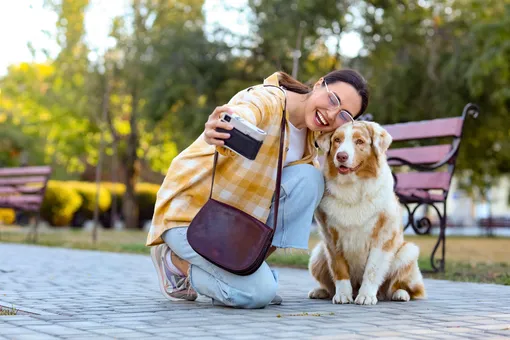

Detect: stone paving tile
[0, 326, 40, 336]
[1, 243, 510, 340]
[6, 335, 58, 340]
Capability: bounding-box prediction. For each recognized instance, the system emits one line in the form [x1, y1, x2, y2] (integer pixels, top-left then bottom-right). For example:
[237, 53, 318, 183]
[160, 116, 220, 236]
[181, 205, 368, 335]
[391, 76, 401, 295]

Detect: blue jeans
[162, 164, 324, 309]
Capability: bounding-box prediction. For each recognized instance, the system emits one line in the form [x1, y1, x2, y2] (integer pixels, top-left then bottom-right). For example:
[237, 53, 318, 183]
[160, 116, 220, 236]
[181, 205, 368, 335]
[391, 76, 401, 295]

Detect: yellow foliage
[72, 73, 84, 86]
[100, 182, 160, 197]
[41, 181, 83, 226]
[101, 182, 126, 197]
[1, 99, 13, 110]
[136, 183, 160, 193]
[38, 64, 54, 77]
[67, 181, 112, 214]
[110, 94, 121, 105]
[197, 95, 207, 108]
[36, 181, 160, 226]
[0, 208, 16, 225]
[19, 62, 30, 72]
[114, 119, 131, 135]
[39, 110, 51, 121]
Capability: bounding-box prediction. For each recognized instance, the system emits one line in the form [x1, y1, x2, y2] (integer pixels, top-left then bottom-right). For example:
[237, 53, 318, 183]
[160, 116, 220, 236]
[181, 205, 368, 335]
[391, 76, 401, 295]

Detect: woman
[147, 70, 369, 308]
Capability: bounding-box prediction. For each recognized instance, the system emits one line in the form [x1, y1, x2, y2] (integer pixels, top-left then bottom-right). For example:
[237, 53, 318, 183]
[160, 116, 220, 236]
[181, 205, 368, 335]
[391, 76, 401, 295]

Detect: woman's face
[303, 80, 363, 132]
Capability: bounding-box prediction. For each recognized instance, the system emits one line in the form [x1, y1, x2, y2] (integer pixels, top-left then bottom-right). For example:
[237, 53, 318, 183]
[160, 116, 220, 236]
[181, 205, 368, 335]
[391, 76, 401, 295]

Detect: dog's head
[316, 121, 392, 181]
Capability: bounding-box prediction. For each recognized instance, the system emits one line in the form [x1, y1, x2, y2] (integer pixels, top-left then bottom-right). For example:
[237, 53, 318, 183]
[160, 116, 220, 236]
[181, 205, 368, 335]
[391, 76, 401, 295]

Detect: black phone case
[217, 127, 263, 160]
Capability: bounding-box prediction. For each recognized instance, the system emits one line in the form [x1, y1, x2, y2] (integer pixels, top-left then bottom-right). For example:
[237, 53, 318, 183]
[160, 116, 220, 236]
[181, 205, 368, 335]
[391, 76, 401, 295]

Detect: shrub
[99, 182, 125, 228]
[101, 182, 125, 208]
[0, 208, 16, 225]
[41, 181, 83, 226]
[101, 182, 159, 228]
[136, 183, 159, 224]
[67, 181, 112, 227]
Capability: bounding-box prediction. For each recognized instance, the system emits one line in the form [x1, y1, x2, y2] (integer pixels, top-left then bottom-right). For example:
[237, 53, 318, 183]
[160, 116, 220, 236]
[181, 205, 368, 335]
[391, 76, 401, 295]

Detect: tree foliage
[355, 0, 510, 191]
[1, 0, 509, 212]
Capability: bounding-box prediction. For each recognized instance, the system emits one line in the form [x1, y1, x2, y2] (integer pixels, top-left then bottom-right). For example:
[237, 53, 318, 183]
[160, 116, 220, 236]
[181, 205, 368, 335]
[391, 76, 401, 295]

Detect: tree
[102, 0, 230, 228]
[244, 0, 355, 82]
[355, 0, 510, 192]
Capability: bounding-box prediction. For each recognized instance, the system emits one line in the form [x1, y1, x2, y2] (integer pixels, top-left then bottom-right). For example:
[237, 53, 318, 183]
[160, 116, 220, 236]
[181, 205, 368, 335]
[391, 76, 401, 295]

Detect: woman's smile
[315, 110, 330, 127]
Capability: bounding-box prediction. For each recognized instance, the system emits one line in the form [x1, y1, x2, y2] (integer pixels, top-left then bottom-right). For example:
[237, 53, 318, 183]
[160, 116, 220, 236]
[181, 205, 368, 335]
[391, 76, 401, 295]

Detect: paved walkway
[0, 244, 509, 340]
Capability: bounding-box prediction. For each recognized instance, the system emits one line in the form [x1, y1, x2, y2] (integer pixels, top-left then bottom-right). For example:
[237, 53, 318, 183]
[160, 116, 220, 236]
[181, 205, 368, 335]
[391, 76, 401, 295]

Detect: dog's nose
[336, 152, 349, 163]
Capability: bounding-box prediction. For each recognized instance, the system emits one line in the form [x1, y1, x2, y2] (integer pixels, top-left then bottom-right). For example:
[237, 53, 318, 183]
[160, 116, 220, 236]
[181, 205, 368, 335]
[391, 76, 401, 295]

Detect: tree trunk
[122, 88, 140, 229]
[92, 79, 110, 242]
[291, 23, 304, 79]
[110, 141, 119, 228]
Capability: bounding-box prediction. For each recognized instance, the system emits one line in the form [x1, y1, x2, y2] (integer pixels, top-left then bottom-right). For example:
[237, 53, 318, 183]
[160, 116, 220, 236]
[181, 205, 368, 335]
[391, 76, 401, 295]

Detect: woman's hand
[204, 105, 234, 146]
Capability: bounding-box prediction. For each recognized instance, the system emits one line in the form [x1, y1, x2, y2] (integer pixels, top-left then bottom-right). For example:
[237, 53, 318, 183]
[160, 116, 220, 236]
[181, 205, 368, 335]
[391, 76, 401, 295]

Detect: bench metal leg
[404, 203, 433, 235]
[429, 202, 446, 273]
[25, 213, 40, 243]
[403, 200, 446, 273]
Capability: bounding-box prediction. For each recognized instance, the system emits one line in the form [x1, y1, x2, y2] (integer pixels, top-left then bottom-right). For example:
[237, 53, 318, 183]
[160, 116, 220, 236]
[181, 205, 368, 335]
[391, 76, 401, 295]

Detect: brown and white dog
[309, 121, 426, 305]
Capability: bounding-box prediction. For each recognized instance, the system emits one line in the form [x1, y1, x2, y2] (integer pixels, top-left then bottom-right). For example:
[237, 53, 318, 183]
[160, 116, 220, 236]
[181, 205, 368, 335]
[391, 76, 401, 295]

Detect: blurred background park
[0, 0, 509, 284]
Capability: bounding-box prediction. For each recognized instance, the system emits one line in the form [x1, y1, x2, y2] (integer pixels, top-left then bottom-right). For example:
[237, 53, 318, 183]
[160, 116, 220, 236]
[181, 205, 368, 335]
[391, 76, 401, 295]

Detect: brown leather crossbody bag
[187, 86, 286, 276]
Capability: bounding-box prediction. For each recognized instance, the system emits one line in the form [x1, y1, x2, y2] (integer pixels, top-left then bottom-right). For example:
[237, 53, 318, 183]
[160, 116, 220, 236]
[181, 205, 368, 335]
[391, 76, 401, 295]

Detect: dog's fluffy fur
[308, 122, 426, 305]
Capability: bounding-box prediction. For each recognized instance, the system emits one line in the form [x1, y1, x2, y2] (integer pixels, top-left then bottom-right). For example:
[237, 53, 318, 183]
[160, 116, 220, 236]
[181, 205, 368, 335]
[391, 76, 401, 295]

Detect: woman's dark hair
[277, 71, 312, 94]
[277, 69, 370, 118]
[323, 69, 369, 118]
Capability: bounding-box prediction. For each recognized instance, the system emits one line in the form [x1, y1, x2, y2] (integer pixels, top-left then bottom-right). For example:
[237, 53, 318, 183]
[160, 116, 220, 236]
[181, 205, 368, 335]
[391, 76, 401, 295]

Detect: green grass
[1, 226, 509, 285]
[268, 251, 310, 268]
[0, 227, 151, 255]
[269, 252, 510, 285]
[268, 251, 510, 285]
[423, 261, 510, 285]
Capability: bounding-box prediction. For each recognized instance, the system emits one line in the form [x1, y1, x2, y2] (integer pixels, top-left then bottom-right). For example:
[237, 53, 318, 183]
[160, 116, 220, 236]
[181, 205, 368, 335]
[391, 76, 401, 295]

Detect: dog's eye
[334, 137, 341, 143]
[356, 139, 364, 145]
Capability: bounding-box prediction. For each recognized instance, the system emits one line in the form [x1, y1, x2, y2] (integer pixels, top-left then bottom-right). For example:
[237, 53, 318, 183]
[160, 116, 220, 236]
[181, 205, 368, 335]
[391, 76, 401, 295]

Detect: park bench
[479, 217, 510, 237]
[0, 166, 52, 241]
[383, 103, 480, 272]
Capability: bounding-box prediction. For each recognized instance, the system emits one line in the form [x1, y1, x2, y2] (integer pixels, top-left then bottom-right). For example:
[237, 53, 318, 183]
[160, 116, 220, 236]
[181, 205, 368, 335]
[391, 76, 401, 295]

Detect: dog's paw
[391, 289, 410, 302]
[332, 292, 353, 304]
[308, 288, 330, 299]
[355, 293, 378, 305]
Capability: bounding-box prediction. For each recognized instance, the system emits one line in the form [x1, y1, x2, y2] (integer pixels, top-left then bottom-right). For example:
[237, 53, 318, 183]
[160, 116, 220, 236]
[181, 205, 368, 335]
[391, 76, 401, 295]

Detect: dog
[308, 121, 426, 305]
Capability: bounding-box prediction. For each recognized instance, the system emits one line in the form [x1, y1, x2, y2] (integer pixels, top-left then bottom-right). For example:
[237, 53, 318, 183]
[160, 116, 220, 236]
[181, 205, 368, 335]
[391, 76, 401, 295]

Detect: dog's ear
[315, 132, 333, 153]
[367, 122, 392, 155]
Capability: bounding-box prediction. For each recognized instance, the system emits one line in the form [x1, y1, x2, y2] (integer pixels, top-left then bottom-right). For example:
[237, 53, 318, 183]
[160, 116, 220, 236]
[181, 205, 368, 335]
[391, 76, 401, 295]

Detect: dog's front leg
[324, 242, 353, 304]
[355, 248, 394, 305]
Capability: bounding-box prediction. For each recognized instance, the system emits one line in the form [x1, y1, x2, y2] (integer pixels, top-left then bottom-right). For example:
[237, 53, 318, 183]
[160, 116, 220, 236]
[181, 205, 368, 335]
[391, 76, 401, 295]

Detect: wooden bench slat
[0, 165, 52, 217]
[0, 166, 52, 177]
[395, 172, 451, 191]
[0, 176, 48, 186]
[383, 117, 463, 141]
[0, 186, 44, 194]
[0, 202, 40, 212]
[0, 195, 43, 205]
[387, 144, 452, 165]
[396, 189, 445, 202]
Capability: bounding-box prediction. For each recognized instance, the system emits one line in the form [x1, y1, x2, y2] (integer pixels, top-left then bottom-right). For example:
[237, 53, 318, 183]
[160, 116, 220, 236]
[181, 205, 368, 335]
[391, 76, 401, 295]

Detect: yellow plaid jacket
[146, 72, 320, 246]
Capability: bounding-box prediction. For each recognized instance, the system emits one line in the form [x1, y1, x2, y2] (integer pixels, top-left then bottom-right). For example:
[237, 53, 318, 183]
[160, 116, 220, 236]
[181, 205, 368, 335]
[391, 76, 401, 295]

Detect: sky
[0, 0, 362, 76]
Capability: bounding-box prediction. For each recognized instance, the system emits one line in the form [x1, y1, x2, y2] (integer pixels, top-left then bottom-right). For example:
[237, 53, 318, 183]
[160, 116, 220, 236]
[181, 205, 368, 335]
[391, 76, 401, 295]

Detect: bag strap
[209, 86, 287, 230]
